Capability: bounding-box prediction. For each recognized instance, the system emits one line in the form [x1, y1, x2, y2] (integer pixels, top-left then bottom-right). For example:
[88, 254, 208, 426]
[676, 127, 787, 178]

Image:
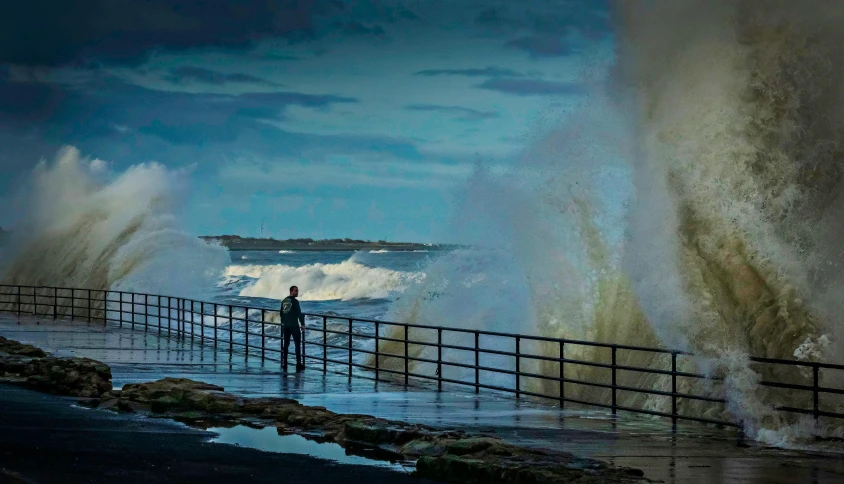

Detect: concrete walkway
[2, 314, 842, 483]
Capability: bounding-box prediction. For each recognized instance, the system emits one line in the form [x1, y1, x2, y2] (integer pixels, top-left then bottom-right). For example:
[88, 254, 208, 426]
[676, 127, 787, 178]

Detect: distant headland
[200, 235, 459, 252]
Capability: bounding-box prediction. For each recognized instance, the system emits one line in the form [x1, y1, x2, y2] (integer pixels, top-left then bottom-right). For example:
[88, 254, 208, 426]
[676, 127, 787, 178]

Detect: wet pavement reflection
[209, 426, 412, 472]
[2, 315, 842, 483]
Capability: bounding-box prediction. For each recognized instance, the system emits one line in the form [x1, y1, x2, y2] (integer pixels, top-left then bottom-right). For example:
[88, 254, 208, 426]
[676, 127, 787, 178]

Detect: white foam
[227, 260, 425, 301]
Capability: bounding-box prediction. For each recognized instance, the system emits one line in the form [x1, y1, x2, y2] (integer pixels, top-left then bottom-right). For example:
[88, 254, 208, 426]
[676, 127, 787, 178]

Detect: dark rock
[118, 400, 152, 413]
[445, 437, 500, 456]
[400, 439, 447, 457]
[240, 397, 298, 416]
[0, 336, 47, 358]
[0, 355, 30, 375]
[0, 351, 112, 398]
[343, 419, 423, 445]
[98, 398, 120, 411]
[24, 357, 112, 397]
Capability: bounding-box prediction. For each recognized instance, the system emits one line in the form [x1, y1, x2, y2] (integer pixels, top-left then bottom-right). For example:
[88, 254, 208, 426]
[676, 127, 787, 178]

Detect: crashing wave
[0, 146, 228, 298]
[227, 260, 425, 301]
[376, 0, 844, 443]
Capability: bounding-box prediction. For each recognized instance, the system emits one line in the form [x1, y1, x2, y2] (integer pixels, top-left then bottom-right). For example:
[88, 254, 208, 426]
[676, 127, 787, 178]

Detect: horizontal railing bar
[5, 283, 844, 433]
[775, 406, 844, 419]
[305, 311, 685, 354]
[750, 356, 844, 371]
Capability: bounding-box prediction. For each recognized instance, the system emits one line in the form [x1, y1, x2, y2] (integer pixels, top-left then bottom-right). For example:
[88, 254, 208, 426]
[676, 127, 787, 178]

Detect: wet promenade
[2, 314, 842, 483]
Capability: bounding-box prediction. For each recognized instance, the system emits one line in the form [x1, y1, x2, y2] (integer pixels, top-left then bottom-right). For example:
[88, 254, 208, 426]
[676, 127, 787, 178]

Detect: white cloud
[217, 156, 508, 191]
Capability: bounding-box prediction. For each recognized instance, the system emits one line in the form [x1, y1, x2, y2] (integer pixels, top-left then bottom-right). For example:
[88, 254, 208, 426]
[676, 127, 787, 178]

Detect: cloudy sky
[0, 0, 612, 241]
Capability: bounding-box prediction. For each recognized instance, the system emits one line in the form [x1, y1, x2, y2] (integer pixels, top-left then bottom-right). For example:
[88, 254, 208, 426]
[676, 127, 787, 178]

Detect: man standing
[280, 285, 305, 372]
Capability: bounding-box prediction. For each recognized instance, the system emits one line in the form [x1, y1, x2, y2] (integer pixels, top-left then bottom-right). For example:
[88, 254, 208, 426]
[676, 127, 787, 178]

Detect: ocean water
[216, 249, 434, 320]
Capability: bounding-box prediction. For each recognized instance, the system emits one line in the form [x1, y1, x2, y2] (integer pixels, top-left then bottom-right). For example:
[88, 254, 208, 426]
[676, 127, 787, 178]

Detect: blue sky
[0, 0, 612, 242]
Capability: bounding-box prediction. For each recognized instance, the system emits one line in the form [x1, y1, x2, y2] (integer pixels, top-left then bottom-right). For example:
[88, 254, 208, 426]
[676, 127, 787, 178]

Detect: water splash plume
[0, 146, 228, 300]
[375, 0, 844, 443]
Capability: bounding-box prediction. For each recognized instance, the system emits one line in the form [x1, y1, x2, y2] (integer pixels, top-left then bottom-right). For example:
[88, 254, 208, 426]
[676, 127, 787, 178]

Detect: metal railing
[2, 284, 843, 431]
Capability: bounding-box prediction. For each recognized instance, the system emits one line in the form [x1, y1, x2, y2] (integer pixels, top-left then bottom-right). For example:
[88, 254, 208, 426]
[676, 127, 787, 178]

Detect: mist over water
[0, 147, 228, 297]
[378, 0, 844, 442]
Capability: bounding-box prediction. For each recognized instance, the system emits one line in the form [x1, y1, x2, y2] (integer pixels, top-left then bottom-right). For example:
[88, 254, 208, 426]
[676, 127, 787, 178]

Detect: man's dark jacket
[280, 296, 304, 328]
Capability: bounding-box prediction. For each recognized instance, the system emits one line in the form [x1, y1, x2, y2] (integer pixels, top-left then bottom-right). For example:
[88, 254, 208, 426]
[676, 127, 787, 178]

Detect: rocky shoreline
[0, 337, 648, 484]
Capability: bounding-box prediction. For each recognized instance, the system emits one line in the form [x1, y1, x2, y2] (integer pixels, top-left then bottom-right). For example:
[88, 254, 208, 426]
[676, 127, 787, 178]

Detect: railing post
[53, 287, 58, 320]
[559, 341, 565, 408]
[348, 318, 353, 377]
[437, 328, 443, 391]
[611, 346, 617, 415]
[71, 288, 76, 321]
[173, 298, 177, 334]
[16, 285, 21, 316]
[244, 307, 249, 361]
[813, 363, 820, 423]
[213, 303, 218, 348]
[301, 316, 306, 367]
[87, 289, 92, 322]
[323, 316, 328, 375]
[202, 301, 206, 344]
[404, 324, 409, 386]
[261, 309, 265, 361]
[190, 300, 195, 344]
[474, 331, 480, 394]
[166, 297, 171, 336]
[157, 296, 162, 335]
[116, 291, 120, 327]
[373, 320, 379, 381]
[515, 336, 521, 399]
[228, 305, 233, 355]
[671, 352, 678, 428]
[144, 294, 149, 331]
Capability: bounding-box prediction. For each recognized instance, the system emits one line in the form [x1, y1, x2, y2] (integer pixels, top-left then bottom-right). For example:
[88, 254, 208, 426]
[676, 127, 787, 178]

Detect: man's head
[289, 285, 299, 297]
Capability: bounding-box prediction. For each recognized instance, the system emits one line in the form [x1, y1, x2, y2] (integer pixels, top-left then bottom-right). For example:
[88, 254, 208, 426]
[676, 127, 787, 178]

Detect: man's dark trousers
[282, 325, 302, 369]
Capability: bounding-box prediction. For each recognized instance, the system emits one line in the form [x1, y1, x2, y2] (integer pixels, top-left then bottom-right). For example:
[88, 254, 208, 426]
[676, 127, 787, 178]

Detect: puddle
[208, 426, 413, 472]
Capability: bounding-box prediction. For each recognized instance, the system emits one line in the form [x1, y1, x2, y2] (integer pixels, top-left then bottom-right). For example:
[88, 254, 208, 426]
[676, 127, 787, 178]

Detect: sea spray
[376, 0, 844, 442]
[0, 146, 228, 302]
[616, 0, 844, 439]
